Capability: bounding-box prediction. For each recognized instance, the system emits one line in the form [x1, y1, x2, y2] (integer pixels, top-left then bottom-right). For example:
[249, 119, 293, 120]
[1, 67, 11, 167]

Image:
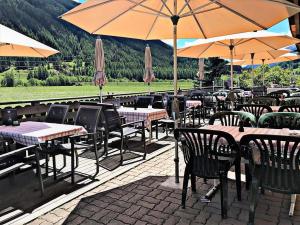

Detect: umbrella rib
[146, 1, 166, 39]
[127, 0, 170, 17]
[268, 50, 278, 59]
[177, 0, 192, 16]
[209, 0, 267, 29]
[30, 47, 47, 58]
[159, 0, 173, 16]
[91, 0, 156, 34]
[131, 9, 169, 17]
[180, 1, 218, 17]
[254, 38, 278, 50]
[197, 42, 214, 58]
[60, 0, 113, 17]
[267, 0, 300, 9]
[184, 0, 207, 38]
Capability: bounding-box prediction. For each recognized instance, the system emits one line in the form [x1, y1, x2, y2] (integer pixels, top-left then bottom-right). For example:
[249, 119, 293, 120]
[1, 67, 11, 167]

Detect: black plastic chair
[102, 106, 146, 165]
[281, 97, 300, 106]
[156, 95, 187, 137]
[45, 104, 69, 124]
[240, 134, 300, 225]
[279, 105, 300, 112]
[135, 96, 154, 108]
[267, 89, 290, 98]
[38, 105, 103, 190]
[209, 111, 257, 127]
[258, 112, 300, 130]
[249, 96, 278, 106]
[236, 104, 272, 122]
[174, 128, 241, 219]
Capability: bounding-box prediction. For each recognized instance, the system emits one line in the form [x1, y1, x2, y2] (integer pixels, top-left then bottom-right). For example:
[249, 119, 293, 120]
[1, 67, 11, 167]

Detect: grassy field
[0, 81, 193, 103]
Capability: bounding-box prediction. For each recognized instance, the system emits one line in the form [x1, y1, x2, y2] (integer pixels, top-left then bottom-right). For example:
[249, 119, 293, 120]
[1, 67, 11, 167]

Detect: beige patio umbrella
[0, 24, 59, 57]
[93, 37, 106, 103]
[178, 31, 300, 89]
[233, 49, 290, 87]
[60, 0, 300, 95]
[143, 44, 155, 93]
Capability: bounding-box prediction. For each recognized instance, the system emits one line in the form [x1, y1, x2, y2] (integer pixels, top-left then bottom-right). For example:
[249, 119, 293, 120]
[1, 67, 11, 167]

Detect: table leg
[71, 142, 75, 184]
[35, 148, 44, 196]
[289, 194, 297, 216]
[174, 139, 179, 183]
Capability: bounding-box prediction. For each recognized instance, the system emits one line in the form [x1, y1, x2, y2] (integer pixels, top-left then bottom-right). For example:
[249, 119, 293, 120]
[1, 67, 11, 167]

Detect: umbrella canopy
[233, 49, 290, 61]
[93, 38, 106, 86]
[231, 52, 300, 65]
[60, 0, 300, 95]
[178, 31, 300, 89]
[0, 24, 59, 57]
[143, 45, 155, 83]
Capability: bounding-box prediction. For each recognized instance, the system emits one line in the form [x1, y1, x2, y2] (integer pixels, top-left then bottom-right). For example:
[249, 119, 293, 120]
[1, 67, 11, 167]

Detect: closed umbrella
[0, 24, 58, 57]
[93, 37, 106, 103]
[60, 0, 300, 95]
[143, 44, 155, 93]
[197, 58, 205, 88]
[178, 31, 300, 89]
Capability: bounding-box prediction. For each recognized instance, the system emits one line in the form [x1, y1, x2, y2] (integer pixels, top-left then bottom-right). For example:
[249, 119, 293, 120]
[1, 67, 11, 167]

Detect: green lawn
[0, 81, 193, 103]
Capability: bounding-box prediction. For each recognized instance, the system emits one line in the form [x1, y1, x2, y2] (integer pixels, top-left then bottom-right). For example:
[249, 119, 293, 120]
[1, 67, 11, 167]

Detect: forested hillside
[0, 0, 199, 84]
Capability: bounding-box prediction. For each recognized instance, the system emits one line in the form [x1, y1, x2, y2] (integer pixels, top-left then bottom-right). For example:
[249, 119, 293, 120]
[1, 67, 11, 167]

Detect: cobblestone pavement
[28, 149, 300, 225]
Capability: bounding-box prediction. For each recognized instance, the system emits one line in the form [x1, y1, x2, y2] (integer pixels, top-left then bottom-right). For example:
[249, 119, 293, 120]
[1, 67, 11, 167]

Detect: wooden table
[186, 100, 202, 108]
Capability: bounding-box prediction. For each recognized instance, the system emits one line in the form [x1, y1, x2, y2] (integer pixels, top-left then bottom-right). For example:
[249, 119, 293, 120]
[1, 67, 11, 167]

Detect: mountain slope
[0, 0, 197, 81]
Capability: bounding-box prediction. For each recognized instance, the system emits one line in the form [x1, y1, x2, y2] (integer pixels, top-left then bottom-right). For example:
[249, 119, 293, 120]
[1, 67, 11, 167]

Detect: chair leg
[71, 142, 75, 184]
[220, 174, 228, 219]
[93, 135, 100, 177]
[182, 167, 190, 209]
[235, 160, 242, 201]
[75, 151, 79, 168]
[248, 179, 259, 225]
[191, 174, 196, 192]
[105, 134, 109, 156]
[156, 121, 158, 140]
[45, 154, 49, 177]
[142, 130, 146, 160]
[245, 163, 252, 190]
[120, 136, 124, 165]
[52, 155, 57, 180]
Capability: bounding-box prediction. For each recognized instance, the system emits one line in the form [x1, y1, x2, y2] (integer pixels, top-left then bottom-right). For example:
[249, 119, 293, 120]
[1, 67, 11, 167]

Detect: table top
[0, 121, 86, 146]
[117, 107, 166, 114]
[203, 125, 290, 142]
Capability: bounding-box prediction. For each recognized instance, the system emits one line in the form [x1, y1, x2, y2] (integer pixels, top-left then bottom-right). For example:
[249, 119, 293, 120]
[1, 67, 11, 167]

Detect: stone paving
[27, 149, 300, 225]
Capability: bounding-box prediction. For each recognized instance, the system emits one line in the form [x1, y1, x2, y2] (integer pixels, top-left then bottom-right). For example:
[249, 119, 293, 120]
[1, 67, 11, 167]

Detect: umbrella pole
[171, 11, 180, 184]
[99, 85, 103, 103]
[262, 59, 265, 95]
[229, 44, 234, 90]
[251, 53, 255, 89]
[148, 82, 151, 94]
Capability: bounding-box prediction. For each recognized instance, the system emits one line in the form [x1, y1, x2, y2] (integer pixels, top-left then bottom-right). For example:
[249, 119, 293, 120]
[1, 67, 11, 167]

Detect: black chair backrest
[1, 109, 18, 126]
[102, 107, 122, 132]
[279, 105, 300, 112]
[240, 134, 300, 194]
[258, 112, 300, 130]
[174, 128, 239, 178]
[151, 94, 163, 102]
[74, 105, 102, 133]
[249, 96, 277, 106]
[236, 104, 272, 121]
[45, 104, 69, 124]
[209, 111, 256, 127]
[267, 90, 290, 98]
[152, 101, 165, 109]
[281, 97, 300, 106]
[135, 96, 154, 108]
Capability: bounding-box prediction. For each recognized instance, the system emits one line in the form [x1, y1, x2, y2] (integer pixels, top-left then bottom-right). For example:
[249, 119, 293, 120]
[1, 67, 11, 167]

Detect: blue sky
[74, 0, 291, 48]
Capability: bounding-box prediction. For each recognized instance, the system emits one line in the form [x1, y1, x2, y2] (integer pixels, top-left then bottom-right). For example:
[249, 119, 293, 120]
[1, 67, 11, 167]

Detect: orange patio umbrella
[143, 44, 155, 93]
[178, 31, 300, 89]
[60, 0, 300, 95]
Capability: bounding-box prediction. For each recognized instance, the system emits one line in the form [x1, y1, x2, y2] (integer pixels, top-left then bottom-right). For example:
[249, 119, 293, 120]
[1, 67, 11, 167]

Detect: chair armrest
[0, 145, 36, 161]
[122, 120, 145, 128]
[69, 131, 102, 139]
